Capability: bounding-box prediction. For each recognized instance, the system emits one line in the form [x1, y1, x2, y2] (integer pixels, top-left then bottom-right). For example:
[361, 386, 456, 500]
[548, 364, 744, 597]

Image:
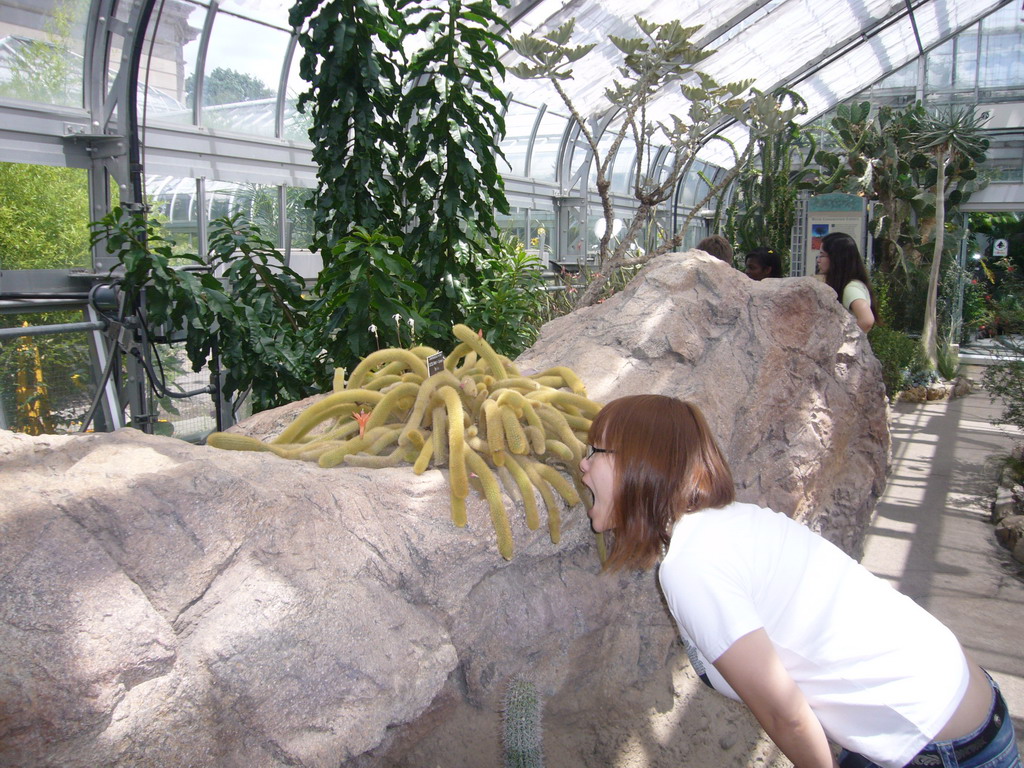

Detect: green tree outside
[185, 67, 273, 108]
[0, 162, 91, 270]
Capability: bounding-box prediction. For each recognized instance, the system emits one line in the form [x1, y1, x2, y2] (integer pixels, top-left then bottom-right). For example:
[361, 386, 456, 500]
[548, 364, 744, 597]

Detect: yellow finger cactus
[207, 324, 602, 560]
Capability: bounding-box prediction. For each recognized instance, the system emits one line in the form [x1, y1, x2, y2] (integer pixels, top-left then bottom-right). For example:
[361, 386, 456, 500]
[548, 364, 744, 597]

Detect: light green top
[841, 279, 870, 311]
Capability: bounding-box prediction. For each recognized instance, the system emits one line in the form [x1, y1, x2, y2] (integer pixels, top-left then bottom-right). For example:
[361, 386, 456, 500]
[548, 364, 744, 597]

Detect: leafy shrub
[983, 335, 1024, 433]
[310, 226, 438, 369]
[93, 209, 324, 414]
[537, 264, 641, 327]
[960, 275, 987, 342]
[868, 326, 922, 397]
[463, 235, 548, 360]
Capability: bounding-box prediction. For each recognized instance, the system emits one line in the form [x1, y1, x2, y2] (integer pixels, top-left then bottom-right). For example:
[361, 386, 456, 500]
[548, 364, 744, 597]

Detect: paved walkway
[860, 388, 1024, 751]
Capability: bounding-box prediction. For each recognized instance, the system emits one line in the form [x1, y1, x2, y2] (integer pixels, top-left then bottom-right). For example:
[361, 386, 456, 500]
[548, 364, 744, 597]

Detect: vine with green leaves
[290, 0, 516, 362]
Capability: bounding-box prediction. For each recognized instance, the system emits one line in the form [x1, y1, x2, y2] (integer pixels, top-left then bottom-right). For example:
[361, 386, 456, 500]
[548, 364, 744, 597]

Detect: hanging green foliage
[395, 0, 512, 283]
[290, 0, 514, 366]
[289, 0, 402, 240]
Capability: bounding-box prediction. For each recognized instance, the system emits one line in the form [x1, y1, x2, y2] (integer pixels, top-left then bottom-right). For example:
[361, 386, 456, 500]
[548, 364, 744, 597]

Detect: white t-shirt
[842, 279, 871, 311]
[659, 502, 968, 768]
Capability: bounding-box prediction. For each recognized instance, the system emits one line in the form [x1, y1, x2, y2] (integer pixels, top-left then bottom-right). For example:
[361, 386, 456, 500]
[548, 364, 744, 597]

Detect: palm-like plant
[913, 107, 989, 370]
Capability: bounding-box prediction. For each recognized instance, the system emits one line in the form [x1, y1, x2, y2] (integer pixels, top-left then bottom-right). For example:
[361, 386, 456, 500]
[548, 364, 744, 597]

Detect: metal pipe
[0, 320, 106, 339]
[0, 293, 92, 300]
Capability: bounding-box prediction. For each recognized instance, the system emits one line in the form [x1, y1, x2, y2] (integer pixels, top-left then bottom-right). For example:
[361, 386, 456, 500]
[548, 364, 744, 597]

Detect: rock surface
[517, 251, 890, 555]
[0, 252, 889, 767]
[995, 515, 1024, 564]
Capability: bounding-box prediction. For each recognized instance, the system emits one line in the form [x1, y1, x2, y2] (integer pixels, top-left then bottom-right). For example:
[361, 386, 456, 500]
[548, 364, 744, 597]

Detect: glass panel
[217, 0, 291, 30]
[147, 175, 200, 255]
[0, 162, 90, 270]
[499, 101, 538, 177]
[954, 24, 979, 90]
[506, 0, 1009, 141]
[237, 183, 280, 242]
[610, 138, 638, 195]
[114, 0, 135, 24]
[283, 37, 311, 142]
[872, 59, 917, 91]
[286, 186, 315, 250]
[151, 343, 218, 441]
[572, 129, 616, 190]
[496, 205, 528, 243]
[558, 201, 584, 265]
[646, 209, 670, 254]
[530, 207, 556, 263]
[681, 218, 705, 251]
[978, 5, 1022, 89]
[202, 180, 281, 242]
[677, 166, 710, 209]
[927, 39, 955, 91]
[0, 314, 95, 434]
[529, 109, 567, 182]
[201, 11, 288, 136]
[979, 136, 1024, 183]
[0, 0, 91, 106]
[143, 0, 206, 124]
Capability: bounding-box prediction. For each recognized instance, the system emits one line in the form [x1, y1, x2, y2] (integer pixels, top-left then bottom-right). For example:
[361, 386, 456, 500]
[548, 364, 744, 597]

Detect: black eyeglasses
[584, 445, 613, 460]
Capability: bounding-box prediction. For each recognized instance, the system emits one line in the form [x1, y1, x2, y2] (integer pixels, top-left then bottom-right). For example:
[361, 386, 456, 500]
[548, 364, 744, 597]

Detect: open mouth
[579, 477, 595, 510]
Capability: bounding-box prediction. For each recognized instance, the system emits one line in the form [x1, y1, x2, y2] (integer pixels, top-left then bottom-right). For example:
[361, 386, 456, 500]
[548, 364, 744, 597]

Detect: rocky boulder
[0, 252, 889, 767]
[995, 515, 1024, 564]
[517, 251, 890, 554]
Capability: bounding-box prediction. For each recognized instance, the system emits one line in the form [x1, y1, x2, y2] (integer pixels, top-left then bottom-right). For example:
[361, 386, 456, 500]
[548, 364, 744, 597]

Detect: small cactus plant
[502, 675, 544, 768]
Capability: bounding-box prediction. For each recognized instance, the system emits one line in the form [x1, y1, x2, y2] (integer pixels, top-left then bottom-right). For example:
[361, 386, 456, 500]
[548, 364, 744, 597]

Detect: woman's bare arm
[849, 298, 874, 333]
[713, 628, 839, 768]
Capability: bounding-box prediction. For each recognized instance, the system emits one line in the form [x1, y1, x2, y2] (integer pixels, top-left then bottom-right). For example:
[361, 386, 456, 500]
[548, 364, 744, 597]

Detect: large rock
[518, 252, 890, 554]
[0, 252, 889, 767]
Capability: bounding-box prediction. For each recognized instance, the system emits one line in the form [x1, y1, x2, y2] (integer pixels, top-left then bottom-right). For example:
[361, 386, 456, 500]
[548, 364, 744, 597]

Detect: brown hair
[588, 395, 734, 571]
[696, 235, 734, 263]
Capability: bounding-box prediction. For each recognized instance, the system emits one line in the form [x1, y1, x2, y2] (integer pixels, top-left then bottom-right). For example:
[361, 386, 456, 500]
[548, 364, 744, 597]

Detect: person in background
[697, 234, 734, 265]
[580, 394, 1021, 768]
[744, 247, 783, 280]
[817, 232, 875, 333]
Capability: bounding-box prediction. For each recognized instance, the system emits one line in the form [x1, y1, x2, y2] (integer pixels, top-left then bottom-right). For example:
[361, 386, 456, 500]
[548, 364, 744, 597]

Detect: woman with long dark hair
[581, 394, 1019, 768]
[817, 232, 875, 333]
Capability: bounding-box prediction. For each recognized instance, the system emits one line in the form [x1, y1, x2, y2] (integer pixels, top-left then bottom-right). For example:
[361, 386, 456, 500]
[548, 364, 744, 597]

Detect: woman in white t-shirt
[580, 394, 1020, 768]
[817, 232, 875, 333]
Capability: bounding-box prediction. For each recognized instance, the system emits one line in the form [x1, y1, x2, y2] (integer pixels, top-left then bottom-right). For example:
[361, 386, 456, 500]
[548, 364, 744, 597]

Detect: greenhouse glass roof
[500, 0, 1015, 164]
[0, 0, 1015, 179]
[503, 0, 1012, 117]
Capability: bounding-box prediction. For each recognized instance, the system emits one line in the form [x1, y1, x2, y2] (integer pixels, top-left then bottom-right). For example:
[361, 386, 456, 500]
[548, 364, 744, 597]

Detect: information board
[803, 194, 869, 278]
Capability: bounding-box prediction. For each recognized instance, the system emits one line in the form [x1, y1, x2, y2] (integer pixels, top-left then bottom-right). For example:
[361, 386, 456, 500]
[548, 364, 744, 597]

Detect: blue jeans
[838, 676, 1021, 768]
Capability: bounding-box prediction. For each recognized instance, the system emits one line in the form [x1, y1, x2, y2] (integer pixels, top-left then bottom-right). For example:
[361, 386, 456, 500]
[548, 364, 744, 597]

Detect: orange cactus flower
[353, 409, 372, 438]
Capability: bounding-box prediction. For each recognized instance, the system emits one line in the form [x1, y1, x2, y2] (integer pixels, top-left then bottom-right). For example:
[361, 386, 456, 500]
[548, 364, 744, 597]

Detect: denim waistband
[907, 675, 1005, 767]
